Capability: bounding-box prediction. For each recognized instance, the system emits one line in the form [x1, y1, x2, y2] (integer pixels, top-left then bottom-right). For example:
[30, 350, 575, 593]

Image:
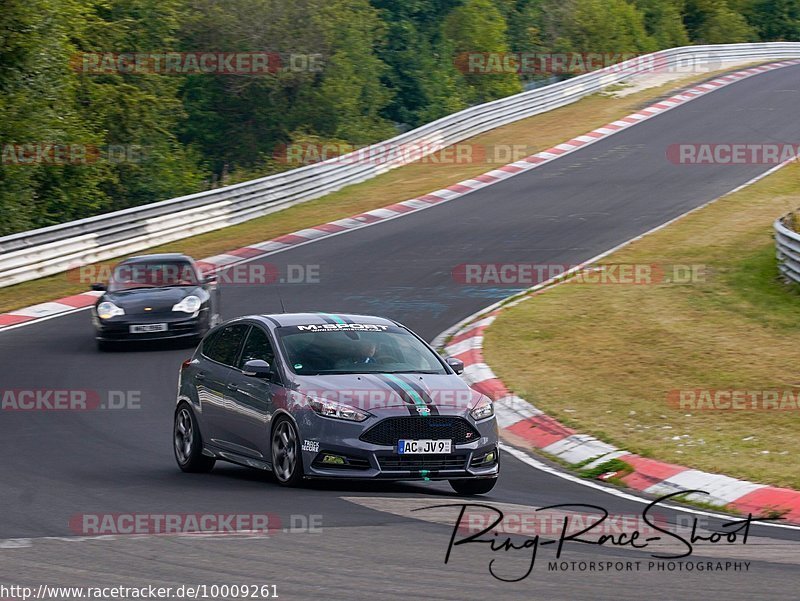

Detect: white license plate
[129, 323, 168, 333]
[397, 439, 452, 454]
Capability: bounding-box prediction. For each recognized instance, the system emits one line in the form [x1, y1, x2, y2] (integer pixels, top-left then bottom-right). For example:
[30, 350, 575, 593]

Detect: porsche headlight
[97, 301, 125, 320]
[470, 396, 494, 421]
[308, 398, 370, 422]
[172, 295, 202, 314]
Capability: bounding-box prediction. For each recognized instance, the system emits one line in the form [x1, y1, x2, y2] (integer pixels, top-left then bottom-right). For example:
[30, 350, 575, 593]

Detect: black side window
[238, 326, 275, 369]
[200, 329, 220, 357]
[204, 324, 249, 366]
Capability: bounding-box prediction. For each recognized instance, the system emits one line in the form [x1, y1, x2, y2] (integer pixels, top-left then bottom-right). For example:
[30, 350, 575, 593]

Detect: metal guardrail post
[775, 214, 800, 284]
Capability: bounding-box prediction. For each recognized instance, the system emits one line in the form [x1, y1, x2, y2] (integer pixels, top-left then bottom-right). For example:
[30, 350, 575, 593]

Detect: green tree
[744, 0, 800, 40]
[413, 38, 471, 124]
[634, 0, 691, 47]
[75, 0, 207, 211]
[494, 0, 546, 53]
[682, 0, 717, 40]
[443, 0, 523, 104]
[309, 0, 395, 142]
[696, 4, 756, 42]
[179, 0, 326, 175]
[180, 0, 393, 176]
[370, 1, 467, 127]
[0, 0, 112, 233]
[553, 0, 658, 55]
[0, 0, 206, 234]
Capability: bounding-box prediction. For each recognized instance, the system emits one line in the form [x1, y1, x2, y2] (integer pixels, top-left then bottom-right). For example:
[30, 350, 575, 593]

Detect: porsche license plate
[129, 323, 167, 333]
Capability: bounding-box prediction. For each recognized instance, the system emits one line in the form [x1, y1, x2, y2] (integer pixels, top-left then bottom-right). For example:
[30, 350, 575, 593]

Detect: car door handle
[226, 383, 238, 391]
[195, 372, 206, 380]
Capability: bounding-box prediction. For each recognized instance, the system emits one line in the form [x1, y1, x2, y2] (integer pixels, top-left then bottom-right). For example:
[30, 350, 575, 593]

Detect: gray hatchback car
[174, 313, 499, 494]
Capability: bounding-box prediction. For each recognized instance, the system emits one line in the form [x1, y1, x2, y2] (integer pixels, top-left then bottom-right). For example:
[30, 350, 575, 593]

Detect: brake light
[181, 359, 192, 371]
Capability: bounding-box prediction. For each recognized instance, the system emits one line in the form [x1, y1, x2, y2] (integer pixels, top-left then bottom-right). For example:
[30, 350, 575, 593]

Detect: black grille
[378, 454, 468, 471]
[169, 322, 201, 333]
[360, 417, 479, 446]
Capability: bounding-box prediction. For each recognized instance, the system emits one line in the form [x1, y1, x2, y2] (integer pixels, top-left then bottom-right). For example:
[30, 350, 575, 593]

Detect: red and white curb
[1, 58, 799, 333]
[444, 312, 800, 522]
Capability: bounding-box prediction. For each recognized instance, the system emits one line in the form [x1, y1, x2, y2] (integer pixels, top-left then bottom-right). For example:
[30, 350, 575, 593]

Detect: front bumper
[93, 312, 206, 342]
[306, 445, 499, 481]
[298, 411, 499, 481]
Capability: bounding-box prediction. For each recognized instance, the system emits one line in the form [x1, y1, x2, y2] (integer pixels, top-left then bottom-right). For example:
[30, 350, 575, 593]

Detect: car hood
[291, 373, 482, 416]
[101, 286, 203, 313]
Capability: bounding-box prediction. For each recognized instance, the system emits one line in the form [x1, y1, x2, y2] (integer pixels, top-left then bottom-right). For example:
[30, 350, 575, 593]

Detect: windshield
[108, 260, 199, 291]
[276, 324, 447, 376]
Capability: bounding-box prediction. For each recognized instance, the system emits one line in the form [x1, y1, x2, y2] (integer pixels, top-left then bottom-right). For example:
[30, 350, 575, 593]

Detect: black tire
[271, 417, 304, 487]
[174, 404, 215, 473]
[96, 339, 112, 352]
[449, 477, 497, 495]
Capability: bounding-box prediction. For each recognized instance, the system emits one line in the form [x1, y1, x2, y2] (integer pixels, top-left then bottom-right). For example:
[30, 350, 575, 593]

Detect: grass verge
[484, 161, 800, 490]
[0, 66, 754, 314]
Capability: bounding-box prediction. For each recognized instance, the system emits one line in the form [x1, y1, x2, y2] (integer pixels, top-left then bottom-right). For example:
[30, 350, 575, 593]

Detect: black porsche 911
[91, 253, 220, 351]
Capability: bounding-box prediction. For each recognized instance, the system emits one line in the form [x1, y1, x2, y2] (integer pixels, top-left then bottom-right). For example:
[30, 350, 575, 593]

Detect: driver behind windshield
[109, 261, 198, 291]
[354, 340, 378, 365]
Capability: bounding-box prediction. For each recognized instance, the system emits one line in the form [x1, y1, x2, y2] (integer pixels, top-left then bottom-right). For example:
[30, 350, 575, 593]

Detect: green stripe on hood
[384, 373, 428, 415]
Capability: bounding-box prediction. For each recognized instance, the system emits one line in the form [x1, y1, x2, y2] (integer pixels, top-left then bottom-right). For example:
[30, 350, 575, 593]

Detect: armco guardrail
[775, 213, 800, 284]
[4, 43, 800, 288]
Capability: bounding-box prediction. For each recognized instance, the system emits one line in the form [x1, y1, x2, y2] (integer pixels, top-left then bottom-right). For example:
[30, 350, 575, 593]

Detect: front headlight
[97, 301, 125, 320]
[470, 396, 494, 421]
[172, 295, 202, 314]
[308, 397, 370, 422]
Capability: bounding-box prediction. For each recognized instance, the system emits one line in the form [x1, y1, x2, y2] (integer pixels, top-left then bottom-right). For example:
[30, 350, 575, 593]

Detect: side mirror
[91, 282, 107, 292]
[242, 359, 271, 378]
[446, 357, 465, 375]
[204, 274, 217, 284]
